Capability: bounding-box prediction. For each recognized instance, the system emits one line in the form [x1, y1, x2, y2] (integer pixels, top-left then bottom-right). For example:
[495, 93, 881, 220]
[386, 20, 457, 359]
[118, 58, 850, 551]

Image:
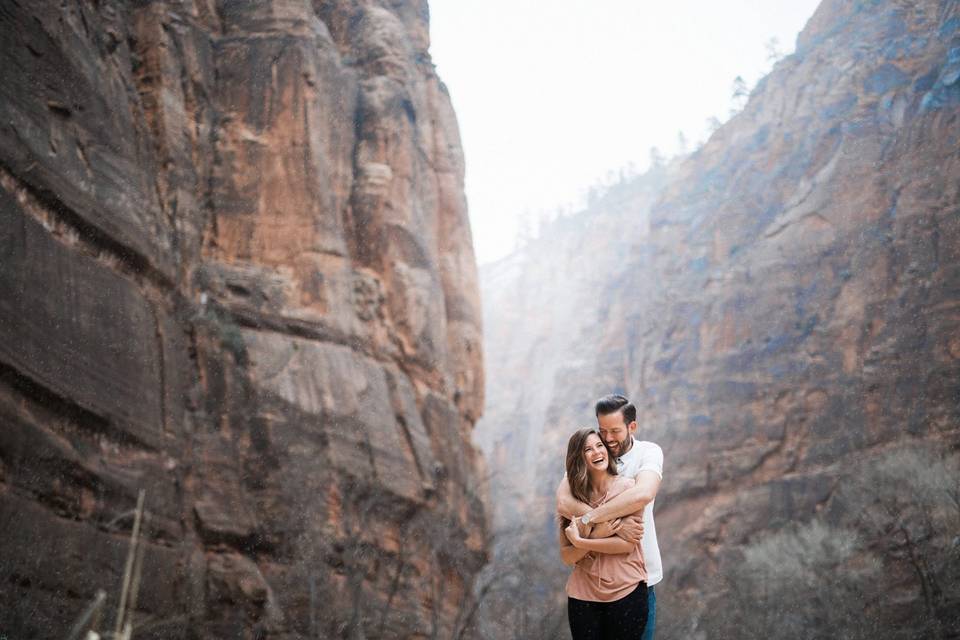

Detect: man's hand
[591, 518, 623, 539]
[615, 515, 644, 544]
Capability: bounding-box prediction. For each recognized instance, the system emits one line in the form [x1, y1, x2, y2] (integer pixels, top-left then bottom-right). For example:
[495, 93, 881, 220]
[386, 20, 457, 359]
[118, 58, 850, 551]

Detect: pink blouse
[565, 476, 647, 602]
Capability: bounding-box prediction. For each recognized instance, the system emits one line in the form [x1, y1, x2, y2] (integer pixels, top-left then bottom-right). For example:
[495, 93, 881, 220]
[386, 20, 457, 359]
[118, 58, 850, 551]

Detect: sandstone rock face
[0, 2, 485, 638]
[477, 0, 960, 633]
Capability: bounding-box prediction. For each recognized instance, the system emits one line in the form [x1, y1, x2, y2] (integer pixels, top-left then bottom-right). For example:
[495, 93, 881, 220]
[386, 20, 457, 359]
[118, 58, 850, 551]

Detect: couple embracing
[556, 394, 664, 640]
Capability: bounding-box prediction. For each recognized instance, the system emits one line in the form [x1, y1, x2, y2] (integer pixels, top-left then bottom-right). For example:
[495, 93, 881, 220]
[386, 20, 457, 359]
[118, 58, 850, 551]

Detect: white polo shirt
[615, 438, 664, 587]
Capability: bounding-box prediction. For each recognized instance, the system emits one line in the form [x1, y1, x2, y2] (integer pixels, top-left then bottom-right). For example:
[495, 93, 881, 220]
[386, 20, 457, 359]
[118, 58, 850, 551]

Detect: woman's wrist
[573, 537, 596, 551]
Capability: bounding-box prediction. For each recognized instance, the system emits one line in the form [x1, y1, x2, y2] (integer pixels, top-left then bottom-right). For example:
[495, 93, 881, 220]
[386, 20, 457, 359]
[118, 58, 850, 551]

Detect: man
[556, 394, 664, 640]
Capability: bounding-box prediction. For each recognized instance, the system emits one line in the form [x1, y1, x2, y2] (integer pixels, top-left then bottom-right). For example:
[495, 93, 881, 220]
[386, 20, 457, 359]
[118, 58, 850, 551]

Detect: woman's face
[582, 433, 609, 473]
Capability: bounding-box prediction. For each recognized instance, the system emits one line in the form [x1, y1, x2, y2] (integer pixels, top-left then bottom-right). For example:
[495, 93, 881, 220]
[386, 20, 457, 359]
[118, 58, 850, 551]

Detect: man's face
[597, 411, 637, 458]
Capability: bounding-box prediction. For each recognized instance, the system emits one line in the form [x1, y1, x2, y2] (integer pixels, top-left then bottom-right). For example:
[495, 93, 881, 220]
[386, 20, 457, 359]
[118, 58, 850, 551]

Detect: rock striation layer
[476, 0, 960, 633]
[0, 1, 485, 638]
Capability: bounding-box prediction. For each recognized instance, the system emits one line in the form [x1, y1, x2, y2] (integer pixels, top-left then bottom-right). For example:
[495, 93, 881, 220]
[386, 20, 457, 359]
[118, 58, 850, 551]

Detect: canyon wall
[477, 0, 960, 634]
[0, 1, 486, 638]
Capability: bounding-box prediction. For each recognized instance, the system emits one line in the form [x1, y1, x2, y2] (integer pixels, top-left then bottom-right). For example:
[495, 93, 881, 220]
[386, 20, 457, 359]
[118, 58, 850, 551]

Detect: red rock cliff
[0, 1, 486, 638]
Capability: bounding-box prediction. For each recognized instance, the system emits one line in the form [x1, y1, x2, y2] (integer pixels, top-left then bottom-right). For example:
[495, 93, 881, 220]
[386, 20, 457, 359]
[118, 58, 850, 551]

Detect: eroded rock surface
[0, 1, 485, 638]
[477, 0, 960, 632]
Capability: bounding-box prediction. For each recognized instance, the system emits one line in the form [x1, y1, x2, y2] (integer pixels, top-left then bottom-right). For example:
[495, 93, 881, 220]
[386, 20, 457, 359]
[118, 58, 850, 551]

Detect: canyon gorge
[2, 0, 960, 638]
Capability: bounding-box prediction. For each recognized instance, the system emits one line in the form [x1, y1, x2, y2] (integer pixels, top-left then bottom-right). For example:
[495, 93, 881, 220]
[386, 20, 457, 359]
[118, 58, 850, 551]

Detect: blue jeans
[642, 587, 656, 640]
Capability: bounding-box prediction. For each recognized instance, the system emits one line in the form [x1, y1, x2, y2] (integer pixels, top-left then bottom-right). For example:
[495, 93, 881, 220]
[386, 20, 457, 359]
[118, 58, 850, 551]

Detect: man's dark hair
[594, 394, 637, 425]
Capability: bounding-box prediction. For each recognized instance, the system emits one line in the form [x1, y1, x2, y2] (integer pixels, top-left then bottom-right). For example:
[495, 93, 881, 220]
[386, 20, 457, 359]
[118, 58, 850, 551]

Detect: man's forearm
[556, 477, 591, 519]
[586, 472, 660, 523]
[557, 495, 591, 519]
[588, 490, 649, 522]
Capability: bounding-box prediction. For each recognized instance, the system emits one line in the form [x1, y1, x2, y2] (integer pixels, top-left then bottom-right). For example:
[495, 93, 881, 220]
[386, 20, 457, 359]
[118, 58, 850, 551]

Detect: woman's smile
[583, 434, 609, 471]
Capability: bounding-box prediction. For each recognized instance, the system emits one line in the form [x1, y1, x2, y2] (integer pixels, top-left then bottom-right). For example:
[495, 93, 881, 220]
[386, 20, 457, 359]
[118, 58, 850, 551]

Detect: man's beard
[606, 436, 630, 457]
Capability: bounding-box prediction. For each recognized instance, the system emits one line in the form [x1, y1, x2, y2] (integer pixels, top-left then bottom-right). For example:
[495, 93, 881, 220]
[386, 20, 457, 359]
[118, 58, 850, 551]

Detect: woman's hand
[565, 518, 584, 547]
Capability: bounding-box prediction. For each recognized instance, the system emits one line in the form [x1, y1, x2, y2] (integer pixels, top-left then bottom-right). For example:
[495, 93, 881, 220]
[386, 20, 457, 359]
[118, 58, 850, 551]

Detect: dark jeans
[568, 582, 648, 640]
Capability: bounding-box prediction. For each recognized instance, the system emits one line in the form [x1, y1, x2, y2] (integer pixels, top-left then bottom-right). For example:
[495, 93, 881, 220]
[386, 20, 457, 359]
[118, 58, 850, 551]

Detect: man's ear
[628, 420, 638, 434]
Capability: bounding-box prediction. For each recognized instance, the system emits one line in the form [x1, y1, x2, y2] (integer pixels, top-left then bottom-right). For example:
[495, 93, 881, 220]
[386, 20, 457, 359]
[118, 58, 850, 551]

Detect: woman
[559, 428, 648, 639]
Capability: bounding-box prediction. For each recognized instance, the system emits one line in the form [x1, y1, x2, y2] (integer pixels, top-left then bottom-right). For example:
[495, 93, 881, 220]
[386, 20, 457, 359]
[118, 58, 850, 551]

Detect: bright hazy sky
[429, 0, 822, 264]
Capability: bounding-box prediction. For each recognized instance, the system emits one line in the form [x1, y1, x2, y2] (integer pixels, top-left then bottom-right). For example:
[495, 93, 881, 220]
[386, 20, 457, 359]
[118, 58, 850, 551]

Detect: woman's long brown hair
[560, 428, 618, 529]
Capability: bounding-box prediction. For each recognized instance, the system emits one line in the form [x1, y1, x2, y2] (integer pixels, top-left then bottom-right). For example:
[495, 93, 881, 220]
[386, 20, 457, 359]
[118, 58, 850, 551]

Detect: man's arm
[584, 470, 661, 523]
[556, 476, 590, 519]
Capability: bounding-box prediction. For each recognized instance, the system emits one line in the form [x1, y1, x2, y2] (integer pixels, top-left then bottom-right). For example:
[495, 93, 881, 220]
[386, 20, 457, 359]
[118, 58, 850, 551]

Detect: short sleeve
[637, 442, 663, 479]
